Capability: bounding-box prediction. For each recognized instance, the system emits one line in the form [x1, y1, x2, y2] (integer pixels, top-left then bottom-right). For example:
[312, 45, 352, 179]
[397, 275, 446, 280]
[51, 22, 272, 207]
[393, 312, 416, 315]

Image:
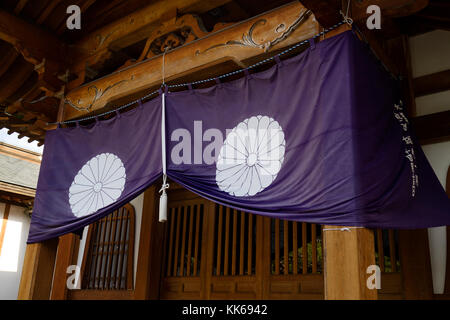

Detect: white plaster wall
[410, 29, 450, 294]
[410, 30, 450, 117]
[74, 192, 144, 289]
[0, 203, 31, 300]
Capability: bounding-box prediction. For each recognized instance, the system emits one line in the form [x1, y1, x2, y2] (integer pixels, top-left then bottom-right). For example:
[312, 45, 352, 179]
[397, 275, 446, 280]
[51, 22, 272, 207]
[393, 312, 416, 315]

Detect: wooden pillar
[398, 229, 433, 299]
[18, 89, 65, 300]
[17, 238, 58, 300]
[134, 185, 163, 299]
[323, 226, 378, 300]
[50, 233, 79, 300]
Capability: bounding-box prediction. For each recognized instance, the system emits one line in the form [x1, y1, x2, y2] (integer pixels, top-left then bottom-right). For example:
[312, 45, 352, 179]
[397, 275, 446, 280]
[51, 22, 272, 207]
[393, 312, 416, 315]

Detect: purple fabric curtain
[28, 102, 162, 243]
[27, 30, 450, 243]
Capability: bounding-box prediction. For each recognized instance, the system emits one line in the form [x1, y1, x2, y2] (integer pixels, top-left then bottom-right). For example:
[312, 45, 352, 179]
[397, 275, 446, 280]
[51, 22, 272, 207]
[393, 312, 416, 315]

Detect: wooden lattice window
[213, 205, 257, 276]
[271, 220, 323, 275]
[374, 229, 400, 273]
[165, 201, 204, 277]
[80, 203, 135, 290]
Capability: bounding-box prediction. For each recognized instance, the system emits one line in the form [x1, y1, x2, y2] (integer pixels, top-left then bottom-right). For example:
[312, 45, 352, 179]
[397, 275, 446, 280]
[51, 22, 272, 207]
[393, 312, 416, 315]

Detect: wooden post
[17, 238, 58, 300]
[398, 229, 433, 299]
[50, 233, 79, 299]
[18, 89, 66, 300]
[134, 185, 163, 299]
[323, 226, 378, 300]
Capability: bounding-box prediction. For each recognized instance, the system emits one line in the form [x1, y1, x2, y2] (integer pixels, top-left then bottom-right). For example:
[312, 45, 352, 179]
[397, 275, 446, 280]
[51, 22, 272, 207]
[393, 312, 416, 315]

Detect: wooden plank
[283, 220, 289, 275]
[63, 2, 319, 119]
[18, 238, 58, 300]
[231, 209, 237, 276]
[69, 289, 134, 300]
[411, 109, 450, 144]
[398, 229, 433, 299]
[323, 226, 378, 300]
[292, 222, 298, 275]
[202, 201, 216, 300]
[113, 209, 125, 288]
[302, 222, 307, 274]
[247, 213, 253, 275]
[224, 207, 230, 276]
[117, 212, 129, 288]
[50, 233, 79, 299]
[216, 205, 223, 276]
[179, 206, 188, 276]
[97, 215, 109, 288]
[413, 69, 450, 97]
[388, 230, 397, 273]
[377, 229, 385, 272]
[239, 212, 245, 275]
[186, 205, 195, 276]
[103, 211, 116, 289]
[166, 208, 175, 276]
[0, 203, 10, 256]
[86, 223, 100, 288]
[311, 223, 317, 273]
[274, 219, 279, 275]
[193, 205, 200, 276]
[173, 207, 182, 276]
[126, 205, 135, 290]
[134, 186, 164, 299]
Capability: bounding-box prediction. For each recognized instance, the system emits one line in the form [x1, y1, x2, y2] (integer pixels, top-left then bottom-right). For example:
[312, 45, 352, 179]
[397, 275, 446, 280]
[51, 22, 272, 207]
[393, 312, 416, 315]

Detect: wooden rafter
[14, 0, 28, 15]
[73, 0, 231, 58]
[63, 1, 319, 120]
[0, 9, 70, 65]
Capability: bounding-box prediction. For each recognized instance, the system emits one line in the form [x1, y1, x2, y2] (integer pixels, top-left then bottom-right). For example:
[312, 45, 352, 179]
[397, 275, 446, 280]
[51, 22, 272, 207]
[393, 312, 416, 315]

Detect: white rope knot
[159, 182, 170, 193]
[340, 0, 353, 26]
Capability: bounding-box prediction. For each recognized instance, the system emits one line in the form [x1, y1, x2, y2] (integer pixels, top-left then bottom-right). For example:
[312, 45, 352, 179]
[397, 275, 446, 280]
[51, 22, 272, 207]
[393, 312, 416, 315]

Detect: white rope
[322, 226, 364, 232]
[159, 48, 169, 222]
[339, 0, 353, 26]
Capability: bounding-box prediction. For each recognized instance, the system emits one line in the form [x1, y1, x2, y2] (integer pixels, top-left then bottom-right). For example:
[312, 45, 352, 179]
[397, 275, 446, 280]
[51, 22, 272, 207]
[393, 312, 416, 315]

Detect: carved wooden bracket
[64, 2, 319, 120]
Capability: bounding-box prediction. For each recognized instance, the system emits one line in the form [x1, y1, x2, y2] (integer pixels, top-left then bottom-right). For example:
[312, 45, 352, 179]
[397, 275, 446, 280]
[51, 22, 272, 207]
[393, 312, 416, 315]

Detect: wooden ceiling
[0, 0, 448, 146]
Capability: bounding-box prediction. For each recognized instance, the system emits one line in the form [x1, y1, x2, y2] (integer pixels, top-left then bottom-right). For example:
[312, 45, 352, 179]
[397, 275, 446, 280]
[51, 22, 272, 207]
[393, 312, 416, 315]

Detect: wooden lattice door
[158, 186, 325, 300]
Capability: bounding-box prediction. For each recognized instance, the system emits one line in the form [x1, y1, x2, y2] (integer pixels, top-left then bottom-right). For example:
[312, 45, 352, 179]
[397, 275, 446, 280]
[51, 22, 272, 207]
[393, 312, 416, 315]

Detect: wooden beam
[411, 110, 450, 144]
[64, 2, 319, 120]
[36, 0, 62, 25]
[17, 238, 58, 300]
[14, 0, 28, 15]
[413, 69, 450, 97]
[398, 229, 433, 299]
[0, 9, 69, 65]
[74, 0, 231, 59]
[323, 226, 378, 300]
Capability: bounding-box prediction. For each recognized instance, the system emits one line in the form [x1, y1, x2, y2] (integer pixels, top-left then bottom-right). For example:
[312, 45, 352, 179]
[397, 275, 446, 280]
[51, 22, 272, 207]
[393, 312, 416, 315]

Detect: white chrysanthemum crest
[69, 153, 126, 217]
[216, 115, 285, 196]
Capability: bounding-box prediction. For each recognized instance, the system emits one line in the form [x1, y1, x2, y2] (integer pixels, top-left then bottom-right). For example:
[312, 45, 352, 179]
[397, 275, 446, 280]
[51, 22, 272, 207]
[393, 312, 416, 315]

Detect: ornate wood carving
[63, 2, 320, 120]
[196, 9, 312, 55]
